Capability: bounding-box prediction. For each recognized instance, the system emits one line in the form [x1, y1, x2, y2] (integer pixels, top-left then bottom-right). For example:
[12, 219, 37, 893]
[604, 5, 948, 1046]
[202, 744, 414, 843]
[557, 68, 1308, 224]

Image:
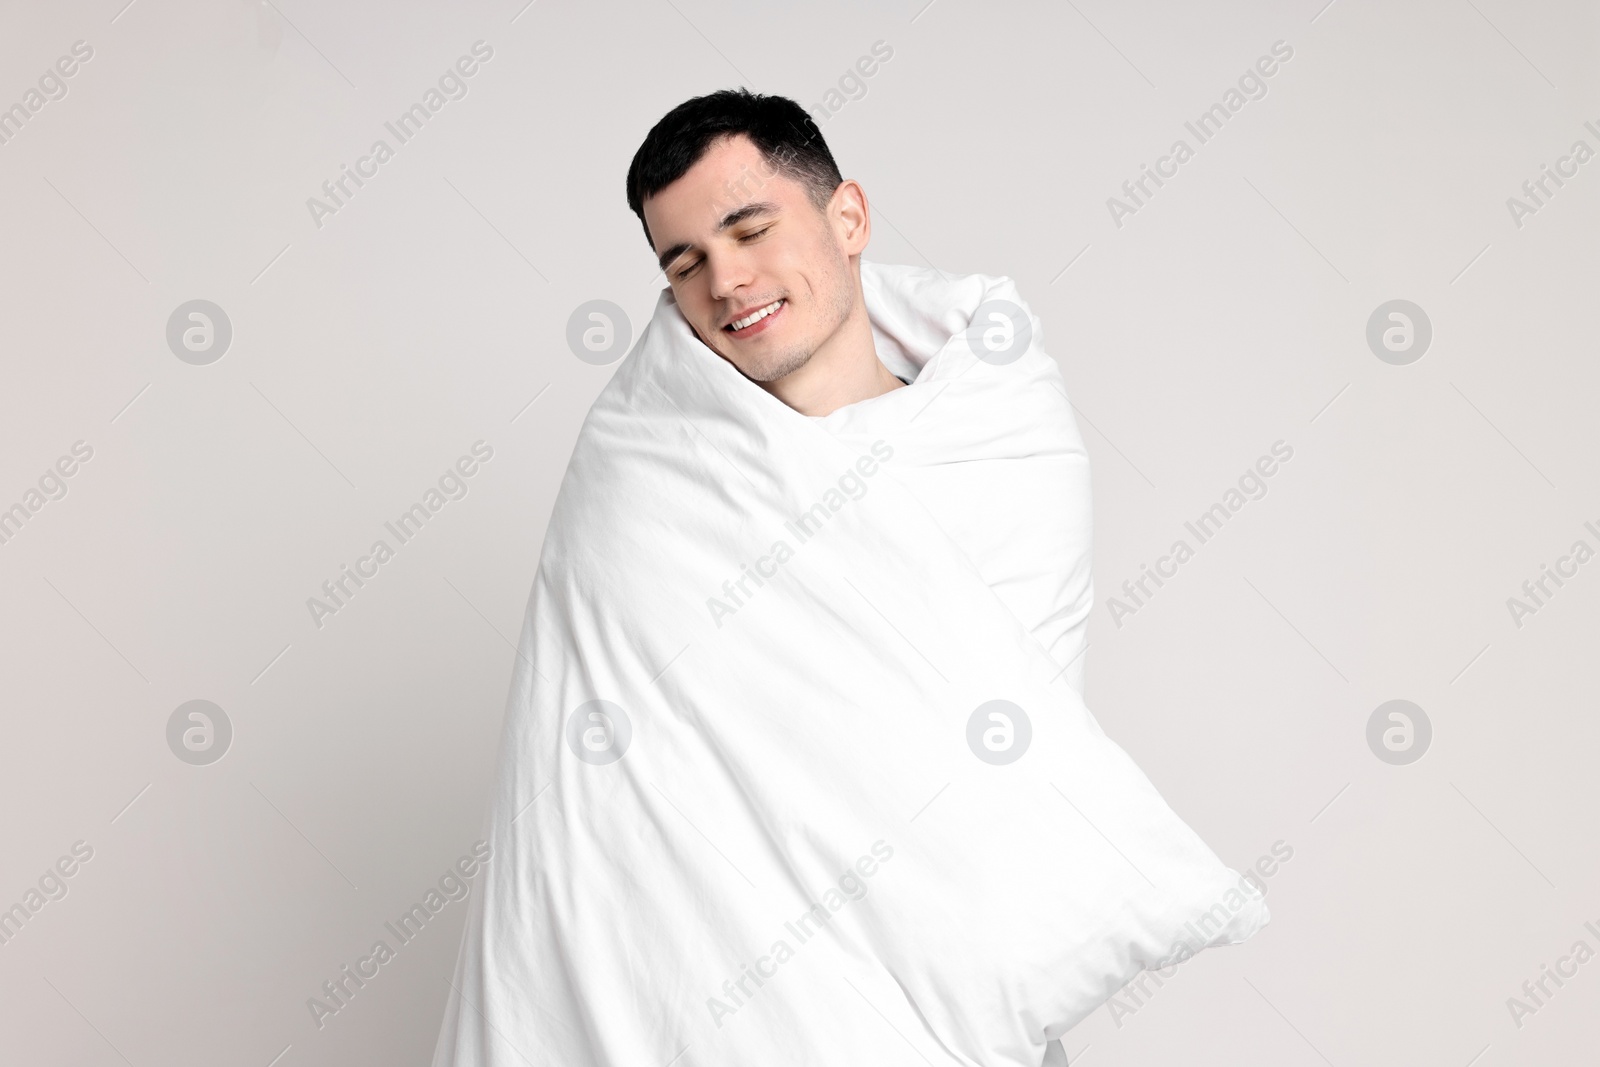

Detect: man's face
[643, 134, 856, 384]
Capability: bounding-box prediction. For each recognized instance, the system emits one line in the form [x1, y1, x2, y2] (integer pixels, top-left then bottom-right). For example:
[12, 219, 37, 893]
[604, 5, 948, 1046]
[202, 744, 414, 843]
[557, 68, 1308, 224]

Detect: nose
[704, 248, 755, 308]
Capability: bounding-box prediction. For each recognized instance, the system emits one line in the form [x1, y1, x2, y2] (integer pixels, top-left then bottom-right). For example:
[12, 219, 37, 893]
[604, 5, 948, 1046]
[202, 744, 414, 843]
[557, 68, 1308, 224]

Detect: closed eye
[671, 227, 774, 280]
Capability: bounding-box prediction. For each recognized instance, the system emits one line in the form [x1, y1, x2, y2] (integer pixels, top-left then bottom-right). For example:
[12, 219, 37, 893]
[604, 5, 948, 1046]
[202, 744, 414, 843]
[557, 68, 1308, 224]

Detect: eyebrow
[656, 200, 781, 273]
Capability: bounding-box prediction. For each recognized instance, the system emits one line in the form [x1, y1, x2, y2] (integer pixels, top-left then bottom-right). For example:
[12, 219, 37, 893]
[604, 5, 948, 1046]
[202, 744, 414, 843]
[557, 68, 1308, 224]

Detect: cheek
[663, 284, 699, 327]
[780, 235, 831, 298]
[675, 286, 709, 322]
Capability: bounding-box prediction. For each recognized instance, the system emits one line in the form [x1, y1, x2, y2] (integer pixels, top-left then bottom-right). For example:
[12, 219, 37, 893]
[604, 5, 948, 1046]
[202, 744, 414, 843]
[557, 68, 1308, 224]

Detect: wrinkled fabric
[433, 259, 1267, 1067]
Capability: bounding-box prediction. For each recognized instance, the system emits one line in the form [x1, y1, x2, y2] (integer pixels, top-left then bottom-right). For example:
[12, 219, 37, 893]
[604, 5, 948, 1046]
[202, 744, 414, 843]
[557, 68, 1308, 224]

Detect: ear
[829, 180, 871, 256]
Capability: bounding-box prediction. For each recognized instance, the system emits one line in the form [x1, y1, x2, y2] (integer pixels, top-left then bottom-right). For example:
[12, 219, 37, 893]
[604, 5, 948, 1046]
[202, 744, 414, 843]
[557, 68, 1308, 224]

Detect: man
[625, 89, 910, 419]
[433, 89, 1263, 1067]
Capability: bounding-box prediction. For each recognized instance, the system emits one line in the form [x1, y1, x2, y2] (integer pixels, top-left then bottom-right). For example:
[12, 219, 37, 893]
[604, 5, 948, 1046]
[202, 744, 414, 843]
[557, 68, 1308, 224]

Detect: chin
[752, 348, 813, 384]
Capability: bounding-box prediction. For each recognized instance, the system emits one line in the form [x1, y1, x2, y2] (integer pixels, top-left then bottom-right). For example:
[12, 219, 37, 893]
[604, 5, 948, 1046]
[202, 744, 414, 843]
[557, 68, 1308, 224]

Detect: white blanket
[434, 259, 1268, 1066]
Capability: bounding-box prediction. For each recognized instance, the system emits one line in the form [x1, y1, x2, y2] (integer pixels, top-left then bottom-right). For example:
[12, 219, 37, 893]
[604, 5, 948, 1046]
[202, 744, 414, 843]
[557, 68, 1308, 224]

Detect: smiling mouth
[725, 299, 785, 333]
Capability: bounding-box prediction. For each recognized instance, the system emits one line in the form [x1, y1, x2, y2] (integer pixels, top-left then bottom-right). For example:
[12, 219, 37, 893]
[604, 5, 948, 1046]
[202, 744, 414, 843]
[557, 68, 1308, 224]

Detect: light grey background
[2, 0, 1596, 1064]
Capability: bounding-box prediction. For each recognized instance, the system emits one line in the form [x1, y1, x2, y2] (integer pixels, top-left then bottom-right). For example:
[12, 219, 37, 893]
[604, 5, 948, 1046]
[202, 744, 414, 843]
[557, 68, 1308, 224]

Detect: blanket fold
[433, 258, 1267, 1067]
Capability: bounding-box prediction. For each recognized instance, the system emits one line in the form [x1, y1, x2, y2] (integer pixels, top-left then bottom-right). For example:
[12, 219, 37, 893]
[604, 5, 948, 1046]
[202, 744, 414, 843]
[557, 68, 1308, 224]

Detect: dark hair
[625, 88, 843, 249]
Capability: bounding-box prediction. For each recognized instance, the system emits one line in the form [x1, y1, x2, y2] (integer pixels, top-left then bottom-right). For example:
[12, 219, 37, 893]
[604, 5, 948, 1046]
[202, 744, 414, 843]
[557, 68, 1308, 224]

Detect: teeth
[729, 300, 783, 331]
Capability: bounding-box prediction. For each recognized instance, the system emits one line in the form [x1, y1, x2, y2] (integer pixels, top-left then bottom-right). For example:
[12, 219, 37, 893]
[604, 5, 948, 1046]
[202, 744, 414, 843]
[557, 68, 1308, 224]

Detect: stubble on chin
[751, 263, 855, 385]
[708, 303, 815, 384]
[746, 342, 814, 384]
